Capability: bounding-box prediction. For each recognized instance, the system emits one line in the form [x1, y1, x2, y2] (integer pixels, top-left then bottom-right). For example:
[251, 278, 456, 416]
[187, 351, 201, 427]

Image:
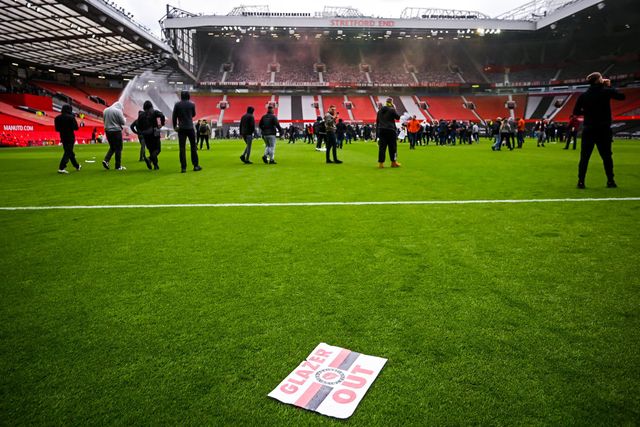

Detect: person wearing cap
[172, 91, 202, 173]
[376, 98, 401, 168]
[573, 72, 626, 188]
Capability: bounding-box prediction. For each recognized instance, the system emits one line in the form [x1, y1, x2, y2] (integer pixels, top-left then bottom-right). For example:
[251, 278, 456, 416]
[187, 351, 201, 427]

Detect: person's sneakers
[116, 166, 127, 171]
[194, 165, 202, 172]
[240, 155, 246, 163]
[334, 160, 343, 164]
[378, 162, 385, 169]
[607, 180, 618, 188]
[326, 159, 333, 164]
[391, 161, 402, 168]
[245, 160, 253, 164]
[76, 164, 82, 171]
[57, 169, 69, 174]
[577, 181, 586, 189]
[102, 160, 110, 170]
[181, 168, 187, 173]
[262, 155, 268, 164]
[154, 164, 160, 170]
[269, 160, 277, 165]
[144, 157, 152, 170]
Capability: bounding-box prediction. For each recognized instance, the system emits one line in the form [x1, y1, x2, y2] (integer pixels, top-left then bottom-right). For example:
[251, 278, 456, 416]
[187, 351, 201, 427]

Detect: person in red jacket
[564, 115, 580, 150]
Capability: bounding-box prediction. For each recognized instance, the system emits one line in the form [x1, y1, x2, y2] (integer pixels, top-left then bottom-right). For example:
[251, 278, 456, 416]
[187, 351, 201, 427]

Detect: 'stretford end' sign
[268, 343, 387, 419]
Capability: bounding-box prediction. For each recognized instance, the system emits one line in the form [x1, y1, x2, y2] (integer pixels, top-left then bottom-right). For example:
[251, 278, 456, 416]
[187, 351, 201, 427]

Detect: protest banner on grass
[268, 343, 387, 419]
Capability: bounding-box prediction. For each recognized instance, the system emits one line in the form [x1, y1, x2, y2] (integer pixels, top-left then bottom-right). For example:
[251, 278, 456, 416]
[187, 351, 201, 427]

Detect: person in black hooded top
[131, 100, 165, 170]
[573, 72, 626, 189]
[172, 91, 201, 173]
[55, 104, 80, 174]
[239, 106, 256, 164]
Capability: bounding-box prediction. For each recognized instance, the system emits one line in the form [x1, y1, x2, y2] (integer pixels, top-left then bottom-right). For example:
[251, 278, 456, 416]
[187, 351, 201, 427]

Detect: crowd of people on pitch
[53, 74, 625, 186]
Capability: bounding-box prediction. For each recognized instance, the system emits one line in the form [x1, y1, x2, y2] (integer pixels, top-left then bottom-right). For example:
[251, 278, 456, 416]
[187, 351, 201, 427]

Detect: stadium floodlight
[597, 2, 605, 10]
[477, 28, 485, 36]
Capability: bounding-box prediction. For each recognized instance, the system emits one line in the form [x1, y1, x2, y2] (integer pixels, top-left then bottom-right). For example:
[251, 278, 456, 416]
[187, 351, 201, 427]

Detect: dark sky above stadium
[113, 0, 527, 37]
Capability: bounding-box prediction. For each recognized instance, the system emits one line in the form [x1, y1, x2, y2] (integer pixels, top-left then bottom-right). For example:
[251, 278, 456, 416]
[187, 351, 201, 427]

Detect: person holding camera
[324, 105, 343, 164]
[572, 72, 626, 188]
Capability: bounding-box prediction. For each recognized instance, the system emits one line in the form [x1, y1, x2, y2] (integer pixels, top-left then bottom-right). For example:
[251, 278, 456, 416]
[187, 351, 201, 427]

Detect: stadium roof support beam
[0, 33, 115, 46]
[228, 5, 269, 16]
[534, 0, 604, 29]
[400, 7, 491, 20]
[322, 6, 364, 18]
[496, 0, 601, 24]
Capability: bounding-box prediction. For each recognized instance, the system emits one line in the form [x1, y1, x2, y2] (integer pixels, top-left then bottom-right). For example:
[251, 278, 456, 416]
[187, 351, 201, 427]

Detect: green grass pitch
[1, 138, 639, 425]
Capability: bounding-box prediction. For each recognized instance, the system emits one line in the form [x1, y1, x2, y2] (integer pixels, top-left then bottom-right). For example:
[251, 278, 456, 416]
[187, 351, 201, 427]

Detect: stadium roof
[0, 0, 194, 80]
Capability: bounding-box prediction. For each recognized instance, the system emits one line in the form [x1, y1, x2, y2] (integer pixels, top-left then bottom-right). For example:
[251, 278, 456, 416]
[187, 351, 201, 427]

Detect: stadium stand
[348, 96, 378, 123]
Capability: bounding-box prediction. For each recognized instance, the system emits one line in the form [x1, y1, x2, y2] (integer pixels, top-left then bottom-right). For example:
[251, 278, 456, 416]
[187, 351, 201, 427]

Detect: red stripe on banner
[329, 348, 351, 368]
[294, 381, 322, 408]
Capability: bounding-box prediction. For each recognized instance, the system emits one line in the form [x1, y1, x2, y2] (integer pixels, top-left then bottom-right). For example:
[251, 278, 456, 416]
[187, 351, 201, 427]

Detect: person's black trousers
[325, 132, 339, 162]
[198, 135, 209, 150]
[316, 134, 324, 149]
[138, 134, 147, 161]
[378, 128, 398, 163]
[104, 130, 123, 169]
[145, 135, 161, 168]
[59, 140, 79, 170]
[579, 127, 614, 183]
[178, 129, 199, 169]
[565, 131, 578, 150]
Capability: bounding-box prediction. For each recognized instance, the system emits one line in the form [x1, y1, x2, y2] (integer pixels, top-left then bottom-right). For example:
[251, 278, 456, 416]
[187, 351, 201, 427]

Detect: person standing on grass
[314, 116, 326, 150]
[324, 105, 342, 164]
[516, 117, 526, 148]
[573, 72, 626, 189]
[198, 119, 211, 150]
[172, 91, 202, 173]
[376, 98, 401, 168]
[239, 106, 256, 164]
[131, 101, 165, 171]
[55, 104, 81, 174]
[564, 115, 580, 150]
[258, 105, 283, 164]
[102, 102, 127, 171]
[336, 118, 347, 150]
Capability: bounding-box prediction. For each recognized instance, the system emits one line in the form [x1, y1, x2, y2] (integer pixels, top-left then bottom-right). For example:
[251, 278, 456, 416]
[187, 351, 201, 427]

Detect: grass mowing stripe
[0, 197, 639, 210]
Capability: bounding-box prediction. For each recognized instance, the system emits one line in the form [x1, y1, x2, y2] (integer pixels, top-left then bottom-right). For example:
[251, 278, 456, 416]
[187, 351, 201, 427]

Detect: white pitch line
[0, 197, 639, 211]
